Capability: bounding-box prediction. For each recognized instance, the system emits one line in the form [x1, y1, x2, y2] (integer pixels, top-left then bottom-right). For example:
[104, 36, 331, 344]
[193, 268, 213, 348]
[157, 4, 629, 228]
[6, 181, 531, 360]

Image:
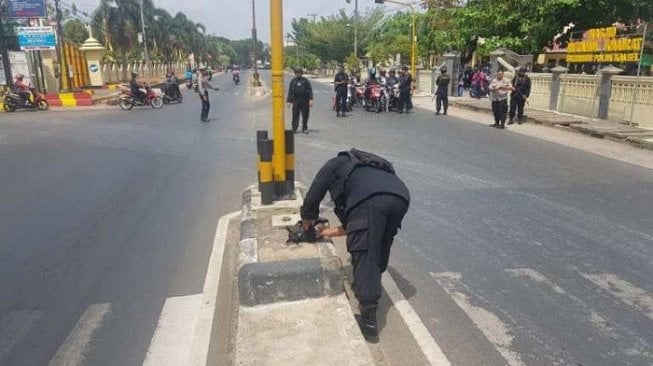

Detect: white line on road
[580, 273, 653, 320]
[430, 272, 526, 366]
[0, 310, 43, 363]
[505, 268, 567, 295]
[143, 294, 203, 366]
[383, 273, 452, 365]
[189, 211, 240, 366]
[48, 303, 112, 366]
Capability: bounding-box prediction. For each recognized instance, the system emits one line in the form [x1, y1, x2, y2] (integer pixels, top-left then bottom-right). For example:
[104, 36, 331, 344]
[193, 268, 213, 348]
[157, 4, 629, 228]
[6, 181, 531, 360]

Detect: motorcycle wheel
[163, 95, 171, 105]
[375, 99, 382, 113]
[38, 100, 49, 111]
[119, 98, 134, 110]
[150, 97, 164, 109]
[177, 95, 183, 103]
[3, 101, 16, 112]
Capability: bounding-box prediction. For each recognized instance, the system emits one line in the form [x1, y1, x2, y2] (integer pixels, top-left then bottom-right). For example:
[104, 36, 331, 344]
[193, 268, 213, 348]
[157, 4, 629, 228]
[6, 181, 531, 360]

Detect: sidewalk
[231, 184, 374, 366]
[414, 92, 653, 151]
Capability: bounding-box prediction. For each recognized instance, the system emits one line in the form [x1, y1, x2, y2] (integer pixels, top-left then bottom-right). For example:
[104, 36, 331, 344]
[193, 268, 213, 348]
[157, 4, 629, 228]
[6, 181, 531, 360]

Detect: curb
[237, 184, 345, 307]
[451, 100, 653, 152]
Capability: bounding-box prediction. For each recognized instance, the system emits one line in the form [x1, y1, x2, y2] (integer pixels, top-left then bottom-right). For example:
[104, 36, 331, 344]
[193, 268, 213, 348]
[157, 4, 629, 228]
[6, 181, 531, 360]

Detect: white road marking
[189, 211, 240, 366]
[0, 310, 43, 363]
[505, 268, 567, 295]
[383, 273, 451, 365]
[48, 303, 112, 366]
[430, 272, 526, 366]
[143, 294, 203, 366]
[580, 273, 653, 320]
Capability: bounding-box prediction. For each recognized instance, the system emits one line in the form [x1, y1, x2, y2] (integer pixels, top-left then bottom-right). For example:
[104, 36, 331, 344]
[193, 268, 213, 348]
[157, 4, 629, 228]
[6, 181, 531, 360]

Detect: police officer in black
[287, 68, 314, 134]
[508, 66, 532, 125]
[397, 66, 413, 114]
[434, 66, 451, 115]
[334, 65, 349, 117]
[300, 149, 410, 343]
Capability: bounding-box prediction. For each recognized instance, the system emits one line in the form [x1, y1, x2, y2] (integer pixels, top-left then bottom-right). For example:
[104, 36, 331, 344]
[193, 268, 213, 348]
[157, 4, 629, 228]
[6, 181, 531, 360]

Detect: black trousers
[346, 194, 409, 307]
[436, 93, 448, 113]
[200, 90, 210, 120]
[292, 101, 310, 131]
[398, 90, 411, 112]
[492, 99, 508, 126]
[335, 88, 348, 113]
[509, 94, 526, 121]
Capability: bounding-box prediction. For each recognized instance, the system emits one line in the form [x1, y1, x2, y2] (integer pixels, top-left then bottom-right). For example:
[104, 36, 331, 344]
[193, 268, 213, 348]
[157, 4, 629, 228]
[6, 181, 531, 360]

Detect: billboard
[8, 0, 47, 18]
[566, 26, 644, 64]
[17, 27, 56, 51]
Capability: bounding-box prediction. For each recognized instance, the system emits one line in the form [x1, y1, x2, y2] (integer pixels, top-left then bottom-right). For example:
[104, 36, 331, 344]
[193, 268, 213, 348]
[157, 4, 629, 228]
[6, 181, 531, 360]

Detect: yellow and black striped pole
[256, 130, 268, 192]
[259, 138, 274, 205]
[284, 130, 295, 193]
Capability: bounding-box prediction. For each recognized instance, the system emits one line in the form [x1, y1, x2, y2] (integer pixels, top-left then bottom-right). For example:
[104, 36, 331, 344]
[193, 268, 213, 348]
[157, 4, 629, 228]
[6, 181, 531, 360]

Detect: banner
[8, 0, 47, 18]
[566, 26, 645, 64]
[17, 26, 56, 51]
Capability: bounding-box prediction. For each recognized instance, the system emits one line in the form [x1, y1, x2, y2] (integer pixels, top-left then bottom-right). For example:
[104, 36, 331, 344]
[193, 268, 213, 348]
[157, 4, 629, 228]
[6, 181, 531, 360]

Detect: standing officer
[300, 149, 410, 343]
[434, 66, 451, 115]
[287, 68, 314, 134]
[334, 65, 349, 117]
[397, 66, 413, 114]
[197, 66, 218, 122]
[508, 66, 532, 125]
[488, 69, 514, 129]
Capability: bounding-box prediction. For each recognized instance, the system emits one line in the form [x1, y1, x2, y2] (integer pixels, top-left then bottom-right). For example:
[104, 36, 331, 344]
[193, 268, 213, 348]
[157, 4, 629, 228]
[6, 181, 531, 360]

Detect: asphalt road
[0, 70, 651, 366]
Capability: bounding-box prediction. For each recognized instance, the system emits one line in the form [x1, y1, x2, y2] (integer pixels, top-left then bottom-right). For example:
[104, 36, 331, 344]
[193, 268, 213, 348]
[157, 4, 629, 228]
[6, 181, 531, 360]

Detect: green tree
[63, 19, 89, 45]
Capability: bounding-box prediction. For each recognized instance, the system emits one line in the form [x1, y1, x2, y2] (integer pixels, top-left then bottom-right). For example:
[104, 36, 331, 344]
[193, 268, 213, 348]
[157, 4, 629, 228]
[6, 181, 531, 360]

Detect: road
[0, 70, 651, 366]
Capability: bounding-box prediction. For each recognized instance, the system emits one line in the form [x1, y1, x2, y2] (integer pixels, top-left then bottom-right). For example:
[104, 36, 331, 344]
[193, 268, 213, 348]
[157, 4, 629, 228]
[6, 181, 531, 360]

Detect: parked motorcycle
[119, 86, 163, 110]
[233, 73, 240, 85]
[387, 83, 400, 112]
[365, 83, 386, 113]
[3, 89, 49, 112]
[162, 83, 183, 104]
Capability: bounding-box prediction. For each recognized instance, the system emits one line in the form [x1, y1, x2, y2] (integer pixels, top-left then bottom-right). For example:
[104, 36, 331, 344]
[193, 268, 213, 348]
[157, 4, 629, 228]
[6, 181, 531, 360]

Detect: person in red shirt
[13, 74, 32, 104]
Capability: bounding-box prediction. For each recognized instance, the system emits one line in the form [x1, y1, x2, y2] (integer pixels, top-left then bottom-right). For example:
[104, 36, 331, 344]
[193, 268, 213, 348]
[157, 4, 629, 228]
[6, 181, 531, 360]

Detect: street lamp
[374, 0, 417, 77]
[138, 0, 150, 79]
[345, 0, 359, 58]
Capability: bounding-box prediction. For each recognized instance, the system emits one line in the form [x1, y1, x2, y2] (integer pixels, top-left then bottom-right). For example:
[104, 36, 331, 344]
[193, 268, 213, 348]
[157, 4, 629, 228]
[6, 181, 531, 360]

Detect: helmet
[389, 69, 396, 75]
[379, 69, 386, 76]
[15, 73, 24, 80]
[440, 66, 447, 73]
[517, 66, 526, 75]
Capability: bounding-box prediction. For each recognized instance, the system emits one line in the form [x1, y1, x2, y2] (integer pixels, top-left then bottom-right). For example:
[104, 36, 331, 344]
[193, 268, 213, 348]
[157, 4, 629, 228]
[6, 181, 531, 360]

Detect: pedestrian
[488, 69, 514, 129]
[197, 67, 218, 122]
[508, 66, 531, 125]
[300, 149, 410, 343]
[334, 65, 349, 117]
[434, 66, 451, 115]
[397, 66, 413, 114]
[457, 69, 465, 97]
[286, 68, 314, 134]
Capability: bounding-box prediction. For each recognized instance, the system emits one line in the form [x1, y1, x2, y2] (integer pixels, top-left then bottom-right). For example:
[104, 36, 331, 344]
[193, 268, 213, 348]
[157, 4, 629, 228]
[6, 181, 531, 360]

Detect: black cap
[294, 68, 303, 73]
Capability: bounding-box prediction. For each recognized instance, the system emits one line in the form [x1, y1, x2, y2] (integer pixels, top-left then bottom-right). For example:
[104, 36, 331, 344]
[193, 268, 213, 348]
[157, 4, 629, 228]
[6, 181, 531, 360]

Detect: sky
[72, 0, 409, 43]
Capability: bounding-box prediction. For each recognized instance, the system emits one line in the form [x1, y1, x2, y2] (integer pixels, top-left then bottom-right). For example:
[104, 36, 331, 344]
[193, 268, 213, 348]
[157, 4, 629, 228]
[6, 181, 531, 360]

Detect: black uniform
[301, 151, 410, 308]
[435, 73, 451, 115]
[398, 73, 413, 113]
[334, 71, 349, 116]
[287, 76, 314, 133]
[509, 73, 531, 124]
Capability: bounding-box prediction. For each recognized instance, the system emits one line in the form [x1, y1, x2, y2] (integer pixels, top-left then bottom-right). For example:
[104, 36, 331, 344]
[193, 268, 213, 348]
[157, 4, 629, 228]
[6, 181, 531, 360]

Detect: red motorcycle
[365, 83, 386, 113]
[119, 85, 163, 110]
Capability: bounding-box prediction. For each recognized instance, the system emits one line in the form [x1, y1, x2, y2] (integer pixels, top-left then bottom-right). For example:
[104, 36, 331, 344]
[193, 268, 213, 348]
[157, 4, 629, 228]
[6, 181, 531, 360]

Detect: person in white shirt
[488, 69, 514, 129]
[197, 67, 218, 122]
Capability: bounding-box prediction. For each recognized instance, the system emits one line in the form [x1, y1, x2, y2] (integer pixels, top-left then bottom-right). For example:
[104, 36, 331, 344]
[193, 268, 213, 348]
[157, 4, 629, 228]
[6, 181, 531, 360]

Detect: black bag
[286, 217, 329, 244]
[342, 148, 395, 175]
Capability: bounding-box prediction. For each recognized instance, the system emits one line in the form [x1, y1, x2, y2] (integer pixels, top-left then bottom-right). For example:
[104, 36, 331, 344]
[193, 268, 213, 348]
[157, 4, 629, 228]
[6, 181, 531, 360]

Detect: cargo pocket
[346, 217, 369, 252]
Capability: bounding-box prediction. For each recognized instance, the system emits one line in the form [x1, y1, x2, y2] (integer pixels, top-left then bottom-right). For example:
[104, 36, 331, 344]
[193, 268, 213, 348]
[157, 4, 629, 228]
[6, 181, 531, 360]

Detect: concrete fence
[101, 62, 187, 84]
[415, 68, 653, 128]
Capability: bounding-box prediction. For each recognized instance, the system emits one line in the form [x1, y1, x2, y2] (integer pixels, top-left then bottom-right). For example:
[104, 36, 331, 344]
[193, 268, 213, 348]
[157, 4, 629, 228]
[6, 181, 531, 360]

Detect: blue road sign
[8, 0, 47, 18]
[17, 27, 56, 51]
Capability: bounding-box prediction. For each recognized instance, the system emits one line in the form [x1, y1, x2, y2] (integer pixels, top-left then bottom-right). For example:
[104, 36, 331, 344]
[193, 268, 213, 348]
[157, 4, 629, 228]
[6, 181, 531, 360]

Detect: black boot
[358, 305, 379, 343]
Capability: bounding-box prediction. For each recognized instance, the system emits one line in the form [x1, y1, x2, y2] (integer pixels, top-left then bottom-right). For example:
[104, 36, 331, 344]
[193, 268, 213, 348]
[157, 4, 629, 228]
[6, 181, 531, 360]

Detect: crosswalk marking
[48, 303, 112, 366]
[143, 294, 203, 366]
[430, 272, 526, 366]
[0, 310, 43, 363]
[505, 268, 567, 295]
[580, 273, 653, 320]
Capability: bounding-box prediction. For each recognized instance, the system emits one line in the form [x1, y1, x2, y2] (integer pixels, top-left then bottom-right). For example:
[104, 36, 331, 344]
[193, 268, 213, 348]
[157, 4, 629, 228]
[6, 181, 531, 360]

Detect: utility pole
[139, 0, 150, 79]
[252, 0, 259, 85]
[346, 0, 359, 58]
[0, 1, 13, 86]
[54, 0, 71, 90]
[270, 0, 287, 196]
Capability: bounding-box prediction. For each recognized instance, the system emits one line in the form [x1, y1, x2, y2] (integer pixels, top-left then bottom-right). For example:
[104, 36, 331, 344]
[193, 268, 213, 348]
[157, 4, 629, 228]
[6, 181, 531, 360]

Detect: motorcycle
[119, 85, 163, 110]
[185, 79, 193, 90]
[233, 73, 240, 85]
[3, 88, 49, 112]
[387, 83, 400, 112]
[162, 82, 183, 104]
[365, 83, 386, 113]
